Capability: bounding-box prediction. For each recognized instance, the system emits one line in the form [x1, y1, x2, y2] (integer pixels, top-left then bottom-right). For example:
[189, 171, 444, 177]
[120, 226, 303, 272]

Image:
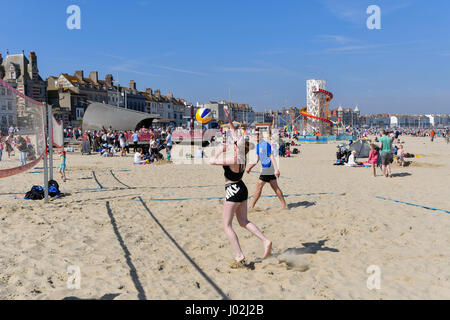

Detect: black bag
[49, 180, 60, 191]
[293, 148, 299, 154]
[48, 180, 61, 197]
[24, 186, 45, 200]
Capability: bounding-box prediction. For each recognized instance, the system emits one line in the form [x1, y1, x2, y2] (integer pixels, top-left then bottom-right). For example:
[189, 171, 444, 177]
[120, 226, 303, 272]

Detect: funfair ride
[304, 79, 334, 135]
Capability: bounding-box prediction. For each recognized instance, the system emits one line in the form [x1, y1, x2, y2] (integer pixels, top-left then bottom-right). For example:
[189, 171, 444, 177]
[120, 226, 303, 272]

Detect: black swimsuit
[223, 164, 248, 203]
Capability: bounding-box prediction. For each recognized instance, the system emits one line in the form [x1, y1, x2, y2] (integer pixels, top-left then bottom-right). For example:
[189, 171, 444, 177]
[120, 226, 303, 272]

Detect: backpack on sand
[24, 186, 44, 200]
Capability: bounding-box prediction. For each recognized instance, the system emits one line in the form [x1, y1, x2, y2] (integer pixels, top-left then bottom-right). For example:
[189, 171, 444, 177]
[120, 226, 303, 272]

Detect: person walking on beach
[430, 129, 435, 142]
[379, 130, 393, 178]
[119, 134, 127, 157]
[165, 128, 173, 161]
[5, 135, 13, 159]
[59, 150, 67, 182]
[368, 143, 379, 177]
[209, 108, 272, 266]
[132, 131, 139, 152]
[0, 136, 3, 162]
[247, 129, 288, 210]
[17, 135, 28, 166]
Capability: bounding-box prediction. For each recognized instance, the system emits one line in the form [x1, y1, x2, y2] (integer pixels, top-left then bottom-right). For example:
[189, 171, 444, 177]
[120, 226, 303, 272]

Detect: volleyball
[196, 108, 213, 124]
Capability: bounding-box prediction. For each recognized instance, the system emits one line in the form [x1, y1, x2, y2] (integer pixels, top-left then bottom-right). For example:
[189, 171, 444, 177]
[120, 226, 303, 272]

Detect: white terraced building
[0, 84, 17, 134]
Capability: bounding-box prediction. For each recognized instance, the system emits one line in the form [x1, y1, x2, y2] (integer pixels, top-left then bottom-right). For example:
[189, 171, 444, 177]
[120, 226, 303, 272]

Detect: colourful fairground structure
[298, 79, 334, 144]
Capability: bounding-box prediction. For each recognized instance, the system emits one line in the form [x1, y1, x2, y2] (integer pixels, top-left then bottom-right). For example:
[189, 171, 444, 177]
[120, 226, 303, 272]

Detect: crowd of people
[335, 128, 428, 177]
[352, 127, 450, 140]
[0, 131, 37, 166]
[65, 126, 173, 162]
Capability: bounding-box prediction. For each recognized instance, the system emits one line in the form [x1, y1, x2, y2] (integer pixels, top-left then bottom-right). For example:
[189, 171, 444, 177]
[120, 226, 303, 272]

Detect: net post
[48, 104, 53, 181]
[43, 104, 49, 203]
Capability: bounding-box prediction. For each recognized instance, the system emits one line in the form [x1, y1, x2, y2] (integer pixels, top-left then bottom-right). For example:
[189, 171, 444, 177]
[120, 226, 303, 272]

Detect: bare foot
[281, 206, 289, 210]
[263, 240, 272, 259]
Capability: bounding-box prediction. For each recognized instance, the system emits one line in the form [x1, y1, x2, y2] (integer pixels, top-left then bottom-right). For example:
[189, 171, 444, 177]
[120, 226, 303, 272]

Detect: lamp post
[111, 79, 120, 108]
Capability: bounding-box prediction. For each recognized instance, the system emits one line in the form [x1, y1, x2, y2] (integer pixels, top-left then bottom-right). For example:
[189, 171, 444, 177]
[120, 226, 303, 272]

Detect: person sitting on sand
[345, 150, 363, 167]
[134, 148, 145, 165]
[285, 148, 291, 157]
[100, 143, 112, 157]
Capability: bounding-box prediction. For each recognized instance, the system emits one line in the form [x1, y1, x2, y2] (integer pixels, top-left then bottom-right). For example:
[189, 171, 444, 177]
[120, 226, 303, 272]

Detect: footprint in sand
[229, 260, 255, 270]
[276, 253, 310, 272]
[248, 207, 265, 213]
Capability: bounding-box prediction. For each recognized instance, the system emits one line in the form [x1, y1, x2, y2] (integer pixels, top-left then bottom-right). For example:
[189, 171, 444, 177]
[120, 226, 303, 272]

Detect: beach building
[0, 51, 46, 119]
[47, 70, 111, 126]
[426, 114, 450, 128]
[0, 84, 17, 134]
[48, 70, 188, 127]
[254, 110, 273, 124]
[328, 106, 360, 127]
[390, 114, 431, 128]
[144, 89, 187, 127]
[198, 101, 228, 123]
[198, 100, 255, 125]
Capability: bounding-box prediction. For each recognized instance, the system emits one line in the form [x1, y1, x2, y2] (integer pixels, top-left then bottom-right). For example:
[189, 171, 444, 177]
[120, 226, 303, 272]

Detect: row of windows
[0, 102, 14, 110]
[0, 87, 13, 96]
[1, 115, 15, 125]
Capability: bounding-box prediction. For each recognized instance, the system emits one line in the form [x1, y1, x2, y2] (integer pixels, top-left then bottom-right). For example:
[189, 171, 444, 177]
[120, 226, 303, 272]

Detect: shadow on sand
[280, 239, 340, 256]
[288, 201, 316, 209]
[391, 172, 412, 177]
[63, 293, 121, 300]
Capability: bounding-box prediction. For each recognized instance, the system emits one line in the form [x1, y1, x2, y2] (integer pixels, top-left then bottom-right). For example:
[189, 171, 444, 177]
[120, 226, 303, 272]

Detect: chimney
[146, 88, 153, 95]
[89, 71, 99, 83]
[167, 93, 173, 99]
[129, 80, 136, 91]
[105, 74, 113, 86]
[154, 89, 161, 97]
[29, 51, 38, 80]
[75, 70, 84, 81]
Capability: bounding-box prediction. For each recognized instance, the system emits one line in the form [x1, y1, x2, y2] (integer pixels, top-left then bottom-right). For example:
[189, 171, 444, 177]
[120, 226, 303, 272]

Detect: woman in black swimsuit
[210, 108, 272, 265]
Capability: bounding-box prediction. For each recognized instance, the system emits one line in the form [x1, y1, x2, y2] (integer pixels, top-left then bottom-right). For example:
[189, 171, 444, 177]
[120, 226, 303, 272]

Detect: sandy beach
[0, 135, 449, 300]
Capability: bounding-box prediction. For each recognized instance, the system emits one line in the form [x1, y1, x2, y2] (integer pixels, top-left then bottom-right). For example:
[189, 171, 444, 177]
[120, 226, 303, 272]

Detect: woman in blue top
[210, 107, 272, 266]
[247, 130, 288, 210]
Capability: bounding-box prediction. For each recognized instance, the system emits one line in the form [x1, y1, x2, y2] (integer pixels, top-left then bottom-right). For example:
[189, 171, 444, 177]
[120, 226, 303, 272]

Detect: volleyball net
[0, 79, 46, 178]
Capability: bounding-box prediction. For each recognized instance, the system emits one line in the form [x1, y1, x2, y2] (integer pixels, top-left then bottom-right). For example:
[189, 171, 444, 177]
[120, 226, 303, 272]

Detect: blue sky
[1, 0, 449, 114]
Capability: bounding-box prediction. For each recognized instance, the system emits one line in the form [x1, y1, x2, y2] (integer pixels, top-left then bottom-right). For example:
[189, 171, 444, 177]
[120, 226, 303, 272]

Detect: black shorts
[259, 175, 277, 182]
[225, 180, 248, 203]
[381, 152, 393, 165]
